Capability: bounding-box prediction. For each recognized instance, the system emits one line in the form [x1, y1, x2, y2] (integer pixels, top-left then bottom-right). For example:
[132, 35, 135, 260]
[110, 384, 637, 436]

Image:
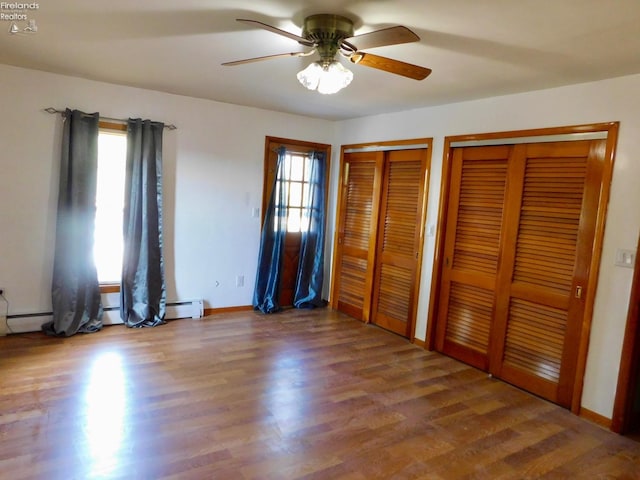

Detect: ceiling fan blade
[344, 26, 419, 51]
[222, 51, 314, 66]
[350, 52, 432, 80]
[236, 19, 315, 47]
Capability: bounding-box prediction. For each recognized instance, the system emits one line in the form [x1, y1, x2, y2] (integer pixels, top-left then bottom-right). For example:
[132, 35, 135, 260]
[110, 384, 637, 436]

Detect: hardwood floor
[1, 308, 639, 479]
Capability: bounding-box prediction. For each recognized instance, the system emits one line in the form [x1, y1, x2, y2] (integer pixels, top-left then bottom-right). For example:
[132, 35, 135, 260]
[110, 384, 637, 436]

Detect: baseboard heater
[4, 296, 204, 335]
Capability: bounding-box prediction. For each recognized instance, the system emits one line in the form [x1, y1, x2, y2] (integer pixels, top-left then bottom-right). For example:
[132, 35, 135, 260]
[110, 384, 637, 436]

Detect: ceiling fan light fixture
[297, 60, 353, 95]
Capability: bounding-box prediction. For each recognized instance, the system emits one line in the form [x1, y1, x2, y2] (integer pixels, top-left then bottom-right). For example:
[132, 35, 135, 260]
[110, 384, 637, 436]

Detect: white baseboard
[3, 298, 204, 335]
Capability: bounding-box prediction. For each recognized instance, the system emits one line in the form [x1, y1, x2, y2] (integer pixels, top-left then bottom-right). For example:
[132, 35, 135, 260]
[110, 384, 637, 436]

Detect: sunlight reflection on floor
[84, 351, 127, 478]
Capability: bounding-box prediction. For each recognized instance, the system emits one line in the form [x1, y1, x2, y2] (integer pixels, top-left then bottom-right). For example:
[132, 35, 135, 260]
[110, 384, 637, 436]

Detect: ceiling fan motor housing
[302, 14, 354, 65]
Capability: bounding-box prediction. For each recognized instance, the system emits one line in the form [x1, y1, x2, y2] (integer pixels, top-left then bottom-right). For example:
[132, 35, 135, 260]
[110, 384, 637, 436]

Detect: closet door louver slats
[453, 159, 508, 274]
[444, 282, 494, 353]
[512, 157, 587, 296]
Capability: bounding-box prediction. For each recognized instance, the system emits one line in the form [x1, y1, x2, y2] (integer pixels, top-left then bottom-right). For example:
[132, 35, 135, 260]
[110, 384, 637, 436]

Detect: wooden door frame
[261, 136, 332, 306]
[426, 122, 619, 415]
[612, 231, 640, 433]
[329, 138, 432, 341]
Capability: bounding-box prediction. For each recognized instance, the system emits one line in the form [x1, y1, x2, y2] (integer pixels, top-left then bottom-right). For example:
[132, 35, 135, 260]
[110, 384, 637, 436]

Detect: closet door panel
[435, 146, 511, 369]
[333, 152, 383, 321]
[495, 140, 605, 407]
[371, 149, 428, 336]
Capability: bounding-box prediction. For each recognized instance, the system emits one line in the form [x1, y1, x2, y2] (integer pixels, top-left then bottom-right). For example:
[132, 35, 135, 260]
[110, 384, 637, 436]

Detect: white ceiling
[2, 0, 640, 120]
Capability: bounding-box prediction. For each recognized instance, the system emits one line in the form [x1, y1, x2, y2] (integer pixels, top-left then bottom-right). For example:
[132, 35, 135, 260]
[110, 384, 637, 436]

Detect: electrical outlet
[236, 275, 244, 288]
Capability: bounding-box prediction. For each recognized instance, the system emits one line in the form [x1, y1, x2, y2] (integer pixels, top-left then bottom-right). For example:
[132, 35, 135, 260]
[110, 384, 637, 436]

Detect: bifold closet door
[435, 139, 606, 407]
[370, 149, 428, 337]
[332, 152, 383, 321]
[491, 140, 605, 407]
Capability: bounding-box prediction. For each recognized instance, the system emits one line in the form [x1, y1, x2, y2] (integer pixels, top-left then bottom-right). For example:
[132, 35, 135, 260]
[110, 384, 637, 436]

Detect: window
[262, 136, 331, 239]
[275, 152, 312, 232]
[93, 125, 127, 284]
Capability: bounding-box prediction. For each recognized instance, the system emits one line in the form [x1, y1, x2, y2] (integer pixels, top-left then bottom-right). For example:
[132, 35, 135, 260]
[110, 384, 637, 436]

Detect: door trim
[450, 131, 607, 147]
[344, 143, 430, 153]
[612, 231, 640, 433]
[426, 122, 619, 414]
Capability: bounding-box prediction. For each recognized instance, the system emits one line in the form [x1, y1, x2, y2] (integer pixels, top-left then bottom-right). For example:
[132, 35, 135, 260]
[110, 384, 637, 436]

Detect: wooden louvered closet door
[435, 146, 511, 369]
[491, 140, 604, 407]
[436, 139, 606, 407]
[371, 149, 428, 337]
[333, 152, 383, 321]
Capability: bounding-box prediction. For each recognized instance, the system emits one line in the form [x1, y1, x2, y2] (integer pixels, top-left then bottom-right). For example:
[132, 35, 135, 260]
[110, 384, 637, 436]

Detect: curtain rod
[44, 108, 177, 130]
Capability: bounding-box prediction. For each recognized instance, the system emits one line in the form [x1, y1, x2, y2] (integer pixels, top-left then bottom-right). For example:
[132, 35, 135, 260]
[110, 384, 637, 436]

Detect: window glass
[94, 130, 126, 283]
[303, 157, 312, 182]
[273, 151, 314, 233]
[289, 182, 303, 208]
[289, 154, 305, 181]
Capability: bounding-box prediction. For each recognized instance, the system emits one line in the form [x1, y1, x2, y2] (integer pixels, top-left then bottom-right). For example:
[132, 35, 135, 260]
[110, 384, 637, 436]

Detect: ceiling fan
[222, 14, 432, 94]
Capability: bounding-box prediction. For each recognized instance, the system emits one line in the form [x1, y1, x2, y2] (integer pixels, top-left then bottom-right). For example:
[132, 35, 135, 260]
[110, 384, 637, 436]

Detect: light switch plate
[615, 249, 636, 268]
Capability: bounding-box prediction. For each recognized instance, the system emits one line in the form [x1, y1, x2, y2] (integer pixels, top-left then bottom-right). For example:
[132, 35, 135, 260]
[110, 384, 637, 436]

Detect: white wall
[0, 64, 334, 316]
[332, 74, 640, 419]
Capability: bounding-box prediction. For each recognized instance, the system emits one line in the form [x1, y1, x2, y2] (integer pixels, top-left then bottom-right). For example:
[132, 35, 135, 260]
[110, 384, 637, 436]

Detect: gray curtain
[43, 109, 103, 336]
[253, 147, 288, 313]
[120, 118, 166, 327]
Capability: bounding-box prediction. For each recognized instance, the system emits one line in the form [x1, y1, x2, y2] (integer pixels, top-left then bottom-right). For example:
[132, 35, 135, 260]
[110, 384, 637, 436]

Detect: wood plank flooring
[1, 308, 639, 479]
